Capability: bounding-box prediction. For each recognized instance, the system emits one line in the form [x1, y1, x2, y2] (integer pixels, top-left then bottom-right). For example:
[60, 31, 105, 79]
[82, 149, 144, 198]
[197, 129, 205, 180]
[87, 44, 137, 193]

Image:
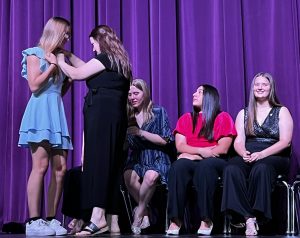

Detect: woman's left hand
[45, 52, 57, 64]
[57, 53, 65, 63]
[248, 151, 265, 162]
[127, 126, 141, 136]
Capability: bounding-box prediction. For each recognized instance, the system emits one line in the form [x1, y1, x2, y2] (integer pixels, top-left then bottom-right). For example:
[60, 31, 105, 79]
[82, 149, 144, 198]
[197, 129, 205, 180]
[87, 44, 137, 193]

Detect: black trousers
[221, 155, 289, 220]
[168, 158, 227, 221]
[62, 166, 91, 221]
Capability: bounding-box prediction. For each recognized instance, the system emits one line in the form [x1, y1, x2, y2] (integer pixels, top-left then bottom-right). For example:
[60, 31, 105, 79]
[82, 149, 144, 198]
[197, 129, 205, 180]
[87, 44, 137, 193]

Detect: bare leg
[124, 170, 141, 203]
[134, 170, 159, 224]
[68, 219, 77, 229]
[107, 214, 120, 233]
[76, 207, 107, 235]
[47, 149, 67, 217]
[27, 142, 50, 218]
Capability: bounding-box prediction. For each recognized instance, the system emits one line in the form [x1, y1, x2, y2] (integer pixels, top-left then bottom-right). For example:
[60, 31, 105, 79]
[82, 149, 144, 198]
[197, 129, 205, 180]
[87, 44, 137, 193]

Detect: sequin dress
[221, 106, 290, 220]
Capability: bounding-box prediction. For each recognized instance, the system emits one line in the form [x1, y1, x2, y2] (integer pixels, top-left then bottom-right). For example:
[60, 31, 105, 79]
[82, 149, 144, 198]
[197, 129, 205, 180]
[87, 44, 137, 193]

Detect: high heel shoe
[132, 206, 150, 232]
[197, 221, 213, 235]
[131, 217, 143, 234]
[166, 222, 181, 235]
[68, 219, 77, 229]
[140, 216, 150, 229]
[245, 217, 259, 236]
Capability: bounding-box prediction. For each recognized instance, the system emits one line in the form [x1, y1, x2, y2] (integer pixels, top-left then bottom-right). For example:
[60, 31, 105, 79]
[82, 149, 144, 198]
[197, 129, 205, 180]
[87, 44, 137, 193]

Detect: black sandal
[75, 221, 109, 236]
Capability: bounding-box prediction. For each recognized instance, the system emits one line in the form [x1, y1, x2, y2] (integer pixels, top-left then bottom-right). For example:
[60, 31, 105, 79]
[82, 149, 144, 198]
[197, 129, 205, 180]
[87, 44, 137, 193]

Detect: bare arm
[211, 137, 233, 156]
[68, 53, 86, 67]
[57, 49, 85, 67]
[27, 55, 57, 93]
[57, 53, 105, 80]
[250, 107, 293, 161]
[233, 109, 251, 158]
[127, 126, 167, 146]
[175, 133, 215, 159]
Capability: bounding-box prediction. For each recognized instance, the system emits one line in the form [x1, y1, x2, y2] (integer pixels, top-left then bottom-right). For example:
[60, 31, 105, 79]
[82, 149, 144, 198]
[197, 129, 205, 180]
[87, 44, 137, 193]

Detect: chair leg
[223, 214, 231, 234]
[280, 180, 291, 235]
[291, 181, 300, 235]
[165, 191, 169, 232]
[62, 214, 66, 228]
[120, 185, 133, 225]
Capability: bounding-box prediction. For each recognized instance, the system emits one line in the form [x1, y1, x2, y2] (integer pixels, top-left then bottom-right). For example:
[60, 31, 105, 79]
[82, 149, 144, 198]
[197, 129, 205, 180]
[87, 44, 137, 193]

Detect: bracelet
[50, 62, 58, 67]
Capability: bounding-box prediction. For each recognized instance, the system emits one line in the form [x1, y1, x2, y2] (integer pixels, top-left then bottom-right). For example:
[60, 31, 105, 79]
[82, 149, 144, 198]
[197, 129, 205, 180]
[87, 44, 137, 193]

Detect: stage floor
[0, 233, 297, 237]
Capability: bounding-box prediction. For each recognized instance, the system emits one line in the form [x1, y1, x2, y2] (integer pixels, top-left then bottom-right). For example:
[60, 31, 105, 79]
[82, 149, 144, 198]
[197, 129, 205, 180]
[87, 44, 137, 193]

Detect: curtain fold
[1, 0, 300, 226]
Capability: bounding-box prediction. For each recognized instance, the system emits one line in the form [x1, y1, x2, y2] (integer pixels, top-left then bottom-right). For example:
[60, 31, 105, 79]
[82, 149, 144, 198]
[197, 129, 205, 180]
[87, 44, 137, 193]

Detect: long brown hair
[127, 79, 154, 124]
[245, 72, 282, 135]
[191, 84, 221, 140]
[89, 25, 132, 80]
[38, 17, 70, 53]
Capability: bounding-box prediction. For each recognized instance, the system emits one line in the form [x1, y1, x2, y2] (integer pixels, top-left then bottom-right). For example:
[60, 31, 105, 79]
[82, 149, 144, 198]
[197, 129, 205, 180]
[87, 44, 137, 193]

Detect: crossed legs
[124, 169, 159, 232]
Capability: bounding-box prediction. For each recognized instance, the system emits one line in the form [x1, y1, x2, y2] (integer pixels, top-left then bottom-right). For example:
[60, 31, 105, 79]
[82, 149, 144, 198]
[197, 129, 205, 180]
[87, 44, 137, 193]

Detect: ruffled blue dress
[18, 47, 73, 150]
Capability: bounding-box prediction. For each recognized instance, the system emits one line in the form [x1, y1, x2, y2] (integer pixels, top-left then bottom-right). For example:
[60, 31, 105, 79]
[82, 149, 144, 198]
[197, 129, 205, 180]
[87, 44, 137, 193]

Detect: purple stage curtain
[1, 0, 300, 227]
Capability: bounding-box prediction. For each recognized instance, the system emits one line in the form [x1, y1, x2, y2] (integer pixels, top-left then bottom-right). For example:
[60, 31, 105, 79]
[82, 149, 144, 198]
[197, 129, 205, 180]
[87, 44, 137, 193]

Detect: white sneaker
[26, 219, 56, 236]
[47, 219, 67, 236]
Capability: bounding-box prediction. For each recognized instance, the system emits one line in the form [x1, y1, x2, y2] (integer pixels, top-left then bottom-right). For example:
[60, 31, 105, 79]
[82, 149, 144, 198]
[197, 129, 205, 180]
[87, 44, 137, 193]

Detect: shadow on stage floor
[0, 232, 297, 238]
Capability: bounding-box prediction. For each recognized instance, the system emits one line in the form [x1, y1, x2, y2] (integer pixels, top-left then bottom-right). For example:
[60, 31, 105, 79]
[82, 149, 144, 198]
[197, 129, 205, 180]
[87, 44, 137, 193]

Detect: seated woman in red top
[166, 84, 237, 235]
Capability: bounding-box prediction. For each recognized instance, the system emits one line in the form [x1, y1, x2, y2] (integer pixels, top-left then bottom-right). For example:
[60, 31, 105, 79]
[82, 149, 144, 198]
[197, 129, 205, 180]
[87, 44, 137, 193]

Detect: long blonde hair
[89, 25, 132, 80]
[38, 17, 70, 53]
[245, 72, 282, 135]
[127, 79, 154, 124]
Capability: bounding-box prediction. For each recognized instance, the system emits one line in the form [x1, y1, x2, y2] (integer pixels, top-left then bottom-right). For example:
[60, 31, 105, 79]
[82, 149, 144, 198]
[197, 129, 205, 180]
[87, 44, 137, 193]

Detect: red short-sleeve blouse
[174, 111, 237, 147]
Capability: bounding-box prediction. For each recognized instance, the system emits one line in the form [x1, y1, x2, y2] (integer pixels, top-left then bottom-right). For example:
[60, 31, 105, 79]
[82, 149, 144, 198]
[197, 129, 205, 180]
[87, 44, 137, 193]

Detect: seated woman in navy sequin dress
[221, 72, 293, 236]
[124, 79, 174, 234]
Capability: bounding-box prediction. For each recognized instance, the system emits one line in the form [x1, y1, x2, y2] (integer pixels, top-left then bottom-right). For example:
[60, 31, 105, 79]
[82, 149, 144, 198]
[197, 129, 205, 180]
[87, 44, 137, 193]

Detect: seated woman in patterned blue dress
[124, 79, 174, 234]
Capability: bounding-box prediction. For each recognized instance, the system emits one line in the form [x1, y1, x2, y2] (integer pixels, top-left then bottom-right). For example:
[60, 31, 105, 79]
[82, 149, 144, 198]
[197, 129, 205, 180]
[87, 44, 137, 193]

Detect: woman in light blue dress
[18, 17, 73, 237]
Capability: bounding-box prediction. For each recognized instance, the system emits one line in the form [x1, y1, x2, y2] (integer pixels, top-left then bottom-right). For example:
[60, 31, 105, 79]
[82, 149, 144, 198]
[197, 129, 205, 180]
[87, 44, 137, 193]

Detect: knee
[251, 163, 272, 178]
[32, 161, 49, 176]
[170, 159, 189, 174]
[223, 164, 241, 177]
[54, 164, 67, 181]
[124, 170, 139, 188]
[195, 162, 212, 175]
[196, 159, 223, 178]
[143, 171, 159, 187]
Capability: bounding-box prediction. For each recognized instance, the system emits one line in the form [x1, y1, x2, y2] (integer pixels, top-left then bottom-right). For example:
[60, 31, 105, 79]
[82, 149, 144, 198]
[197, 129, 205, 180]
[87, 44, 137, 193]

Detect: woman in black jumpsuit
[221, 72, 293, 236]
